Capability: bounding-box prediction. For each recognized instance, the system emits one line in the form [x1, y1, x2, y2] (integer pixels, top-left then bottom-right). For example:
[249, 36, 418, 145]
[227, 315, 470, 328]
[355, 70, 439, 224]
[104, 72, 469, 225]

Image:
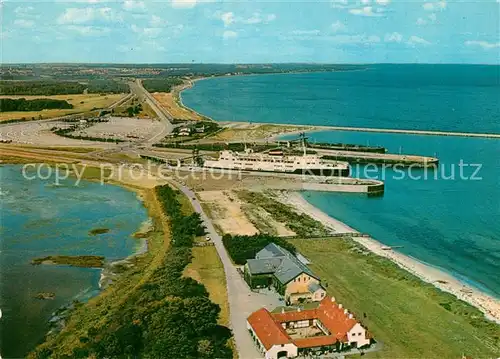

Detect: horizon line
[1, 62, 499, 66]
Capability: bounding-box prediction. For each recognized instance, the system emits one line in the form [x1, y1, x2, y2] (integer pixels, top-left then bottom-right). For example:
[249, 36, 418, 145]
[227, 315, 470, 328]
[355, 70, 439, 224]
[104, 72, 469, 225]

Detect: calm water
[183, 64, 500, 133]
[284, 131, 500, 297]
[184, 65, 500, 297]
[0, 165, 149, 358]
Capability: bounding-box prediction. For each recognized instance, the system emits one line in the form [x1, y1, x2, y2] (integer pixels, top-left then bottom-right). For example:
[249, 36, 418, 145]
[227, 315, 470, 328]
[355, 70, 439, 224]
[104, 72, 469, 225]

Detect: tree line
[222, 233, 297, 265]
[142, 78, 184, 93]
[32, 185, 233, 359]
[0, 98, 73, 112]
[0, 80, 128, 95]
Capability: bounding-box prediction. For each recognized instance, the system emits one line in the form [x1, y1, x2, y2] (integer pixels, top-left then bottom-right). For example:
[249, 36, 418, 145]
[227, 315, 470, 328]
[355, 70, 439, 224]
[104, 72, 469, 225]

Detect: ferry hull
[203, 166, 350, 177]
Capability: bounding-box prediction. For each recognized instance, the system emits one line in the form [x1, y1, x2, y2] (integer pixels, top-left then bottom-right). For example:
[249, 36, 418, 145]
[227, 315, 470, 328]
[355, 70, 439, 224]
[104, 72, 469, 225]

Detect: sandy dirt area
[197, 190, 259, 236]
[238, 200, 296, 237]
[0, 94, 125, 122]
[280, 191, 500, 324]
[197, 189, 295, 237]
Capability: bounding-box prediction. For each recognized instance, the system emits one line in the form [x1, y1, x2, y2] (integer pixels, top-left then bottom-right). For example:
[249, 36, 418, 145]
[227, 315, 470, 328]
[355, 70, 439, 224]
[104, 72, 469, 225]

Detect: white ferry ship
[203, 148, 350, 177]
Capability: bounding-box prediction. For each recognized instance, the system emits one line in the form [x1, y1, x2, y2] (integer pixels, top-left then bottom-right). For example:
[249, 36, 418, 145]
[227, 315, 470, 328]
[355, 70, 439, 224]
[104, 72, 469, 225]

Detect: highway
[129, 79, 174, 145]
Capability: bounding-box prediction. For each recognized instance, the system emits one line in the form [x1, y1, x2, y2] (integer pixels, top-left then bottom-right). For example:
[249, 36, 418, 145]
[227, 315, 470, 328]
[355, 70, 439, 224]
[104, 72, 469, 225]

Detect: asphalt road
[129, 79, 174, 145]
[175, 183, 283, 359]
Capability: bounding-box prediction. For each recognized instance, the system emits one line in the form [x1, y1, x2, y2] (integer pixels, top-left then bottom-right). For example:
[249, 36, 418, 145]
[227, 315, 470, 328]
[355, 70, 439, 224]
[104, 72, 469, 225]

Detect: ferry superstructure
[203, 148, 350, 177]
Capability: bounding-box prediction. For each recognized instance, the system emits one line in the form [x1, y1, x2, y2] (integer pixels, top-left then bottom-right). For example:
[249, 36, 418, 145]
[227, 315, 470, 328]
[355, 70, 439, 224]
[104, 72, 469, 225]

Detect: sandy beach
[277, 191, 500, 324]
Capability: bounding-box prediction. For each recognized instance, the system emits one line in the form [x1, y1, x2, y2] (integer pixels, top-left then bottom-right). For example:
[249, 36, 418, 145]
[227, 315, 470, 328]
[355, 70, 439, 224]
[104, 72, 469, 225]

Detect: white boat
[203, 148, 350, 177]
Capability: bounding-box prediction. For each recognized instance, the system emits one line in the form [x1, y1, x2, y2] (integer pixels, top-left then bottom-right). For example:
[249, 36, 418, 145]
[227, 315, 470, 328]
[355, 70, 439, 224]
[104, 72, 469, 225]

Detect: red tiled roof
[273, 309, 317, 323]
[247, 308, 291, 350]
[293, 335, 337, 348]
[316, 297, 358, 335]
[247, 297, 362, 351]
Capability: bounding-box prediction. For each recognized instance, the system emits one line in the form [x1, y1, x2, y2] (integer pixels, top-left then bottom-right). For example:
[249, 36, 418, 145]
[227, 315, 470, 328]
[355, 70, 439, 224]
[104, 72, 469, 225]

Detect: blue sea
[0, 165, 149, 358]
[183, 64, 500, 134]
[183, 64, 500, 297]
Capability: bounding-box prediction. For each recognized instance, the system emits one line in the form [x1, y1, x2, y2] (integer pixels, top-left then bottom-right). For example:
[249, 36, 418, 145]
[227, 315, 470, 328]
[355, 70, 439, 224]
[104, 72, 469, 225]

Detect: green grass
[88, 228, 110, 236]
[289, 238, 500, 359]
[236, 190, 330, 237]
[73, 165, 112, 181]
[15, 146, 98, 153]
[31, 255, 105, 268]
[184, 246, 229, 325]
[177, 190, 195, 215]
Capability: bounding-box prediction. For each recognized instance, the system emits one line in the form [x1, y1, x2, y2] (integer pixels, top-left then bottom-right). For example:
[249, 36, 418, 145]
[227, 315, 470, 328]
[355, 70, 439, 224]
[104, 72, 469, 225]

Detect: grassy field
[289, 238, 500, 358]
[0, 94, 124, 122]
[0, 147, 92, 164]
[20, 146, 98, 153]
[183, 246, 229, 326]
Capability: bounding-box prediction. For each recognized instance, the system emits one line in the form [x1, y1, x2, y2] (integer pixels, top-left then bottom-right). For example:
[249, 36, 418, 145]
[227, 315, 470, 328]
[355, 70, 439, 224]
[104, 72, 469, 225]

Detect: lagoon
[0, 165, 149, 358]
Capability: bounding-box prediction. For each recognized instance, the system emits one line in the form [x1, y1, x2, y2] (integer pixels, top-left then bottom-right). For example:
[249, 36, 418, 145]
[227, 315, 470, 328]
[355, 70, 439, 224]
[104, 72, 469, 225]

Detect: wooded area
[0, 80, 128, 95]
[222, 233, 296, 265]
[142, 78, 184, 93]
[0, 98, 73, 112]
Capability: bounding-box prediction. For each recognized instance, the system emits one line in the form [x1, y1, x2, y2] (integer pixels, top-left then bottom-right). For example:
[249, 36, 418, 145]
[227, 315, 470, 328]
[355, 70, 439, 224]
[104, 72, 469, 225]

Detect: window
[352, 333, 356, 336]
[358, 332, 362, 336]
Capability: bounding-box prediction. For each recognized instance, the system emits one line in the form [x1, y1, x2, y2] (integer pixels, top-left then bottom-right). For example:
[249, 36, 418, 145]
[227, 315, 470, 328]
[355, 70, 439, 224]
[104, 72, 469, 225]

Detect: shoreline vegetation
[30, 184, 233, 359]
[278, 191, 500, 324]
[31, 255, 105, 268]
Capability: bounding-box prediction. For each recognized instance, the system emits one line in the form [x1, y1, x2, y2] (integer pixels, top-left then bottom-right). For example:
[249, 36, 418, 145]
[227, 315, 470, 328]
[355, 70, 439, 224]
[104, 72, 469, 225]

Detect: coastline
[177, 78, 215, 121]
[0, 162, 154, 357]
[278, 190, 500, 324]
[179, 75, 500, 139]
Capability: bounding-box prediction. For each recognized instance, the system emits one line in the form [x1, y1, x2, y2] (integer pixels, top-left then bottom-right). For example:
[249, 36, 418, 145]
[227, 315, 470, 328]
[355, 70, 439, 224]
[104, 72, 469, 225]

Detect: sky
[1, 0, 499, 64]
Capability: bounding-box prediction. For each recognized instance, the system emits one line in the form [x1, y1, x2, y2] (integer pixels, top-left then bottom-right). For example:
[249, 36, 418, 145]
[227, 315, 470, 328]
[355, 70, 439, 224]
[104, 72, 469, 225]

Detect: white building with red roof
[246, 296, 371, 359]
